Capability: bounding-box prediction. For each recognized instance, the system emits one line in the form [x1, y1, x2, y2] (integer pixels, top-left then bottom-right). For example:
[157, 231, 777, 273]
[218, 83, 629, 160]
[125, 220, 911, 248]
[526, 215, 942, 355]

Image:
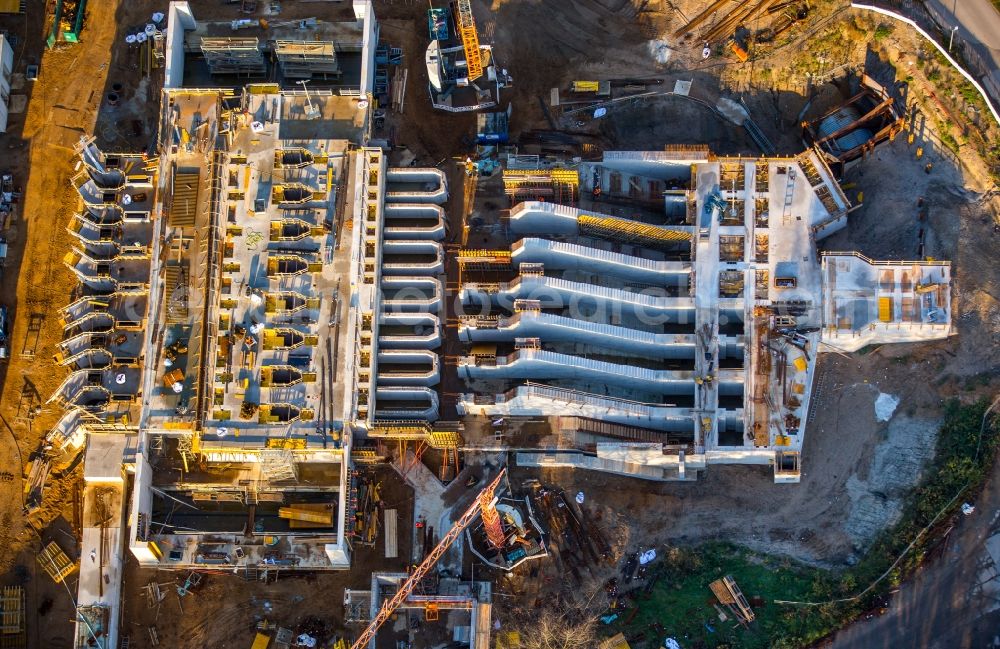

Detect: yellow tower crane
[456, 0, 484, 82]
[349, 468, 507, 649]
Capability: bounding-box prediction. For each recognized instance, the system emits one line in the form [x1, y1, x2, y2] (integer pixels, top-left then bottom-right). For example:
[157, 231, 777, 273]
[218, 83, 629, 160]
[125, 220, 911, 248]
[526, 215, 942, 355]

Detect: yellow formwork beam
[247, 83, 280, 95]
[266, 438, 307, 450]
[367, 425, 461, 449]
[878, 296, 893, 322]
[549, 169, 579, 185]
[457, 249, 511, 264]
[278, 506, 333, 524]
[369, 424, 431, 439]
[579, 214, 691, 244]
[428, 431, 462, 448]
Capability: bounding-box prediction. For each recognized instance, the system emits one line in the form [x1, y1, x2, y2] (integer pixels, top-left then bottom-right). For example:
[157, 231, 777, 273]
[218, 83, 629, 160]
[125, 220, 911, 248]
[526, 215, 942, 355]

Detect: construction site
[0, 0, 997, 648]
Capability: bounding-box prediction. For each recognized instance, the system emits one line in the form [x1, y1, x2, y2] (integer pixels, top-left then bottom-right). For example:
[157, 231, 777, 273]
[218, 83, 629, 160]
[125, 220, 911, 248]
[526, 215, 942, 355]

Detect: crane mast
[349, 467, 507, 649]
[456, 0, 484, 82]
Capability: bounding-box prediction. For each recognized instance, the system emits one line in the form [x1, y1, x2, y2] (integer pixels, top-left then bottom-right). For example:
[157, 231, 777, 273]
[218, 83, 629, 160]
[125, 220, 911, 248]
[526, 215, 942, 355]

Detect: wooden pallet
[37, 542, 76, 584]
[0, 586, 25, 645]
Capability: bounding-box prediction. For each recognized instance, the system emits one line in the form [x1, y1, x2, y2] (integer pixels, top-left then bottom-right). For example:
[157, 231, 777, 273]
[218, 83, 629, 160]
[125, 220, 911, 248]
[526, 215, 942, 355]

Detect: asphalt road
[926, 0, 1000, 101]
[831, 405, 1000, 649]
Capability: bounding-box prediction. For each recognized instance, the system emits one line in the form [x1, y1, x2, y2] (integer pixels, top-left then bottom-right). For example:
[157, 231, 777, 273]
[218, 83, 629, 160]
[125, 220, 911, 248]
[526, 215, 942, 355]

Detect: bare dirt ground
[0, 1, 137, 646]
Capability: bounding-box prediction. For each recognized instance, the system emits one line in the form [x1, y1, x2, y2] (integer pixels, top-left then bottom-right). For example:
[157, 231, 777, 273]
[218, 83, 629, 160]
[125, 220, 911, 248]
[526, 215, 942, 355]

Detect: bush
[873, 24, 894, 41]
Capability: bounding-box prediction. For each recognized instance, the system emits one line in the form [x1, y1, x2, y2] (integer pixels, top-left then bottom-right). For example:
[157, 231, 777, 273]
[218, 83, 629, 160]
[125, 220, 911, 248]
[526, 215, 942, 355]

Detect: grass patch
[611, 545, 837, 648]
[936, 121, 961, 153]
[608, 399, 1000, 648]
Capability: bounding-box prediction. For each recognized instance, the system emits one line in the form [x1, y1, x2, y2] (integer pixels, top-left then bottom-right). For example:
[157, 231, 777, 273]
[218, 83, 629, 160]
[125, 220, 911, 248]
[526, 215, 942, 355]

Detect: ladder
[456, 0, 483, 81]
[781, 168, 796, 226]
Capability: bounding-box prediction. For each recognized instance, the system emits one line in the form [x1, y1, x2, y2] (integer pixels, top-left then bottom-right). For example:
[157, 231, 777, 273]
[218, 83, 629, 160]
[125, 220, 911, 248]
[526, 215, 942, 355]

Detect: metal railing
[821, 250, 951, 266]
[851, 1, 1000, 126]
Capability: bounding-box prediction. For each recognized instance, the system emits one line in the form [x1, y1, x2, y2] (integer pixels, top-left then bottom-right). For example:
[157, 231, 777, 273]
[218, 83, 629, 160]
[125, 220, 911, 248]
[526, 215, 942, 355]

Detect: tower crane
[349, 467, 507, 649]
[455, 0, 484, 82]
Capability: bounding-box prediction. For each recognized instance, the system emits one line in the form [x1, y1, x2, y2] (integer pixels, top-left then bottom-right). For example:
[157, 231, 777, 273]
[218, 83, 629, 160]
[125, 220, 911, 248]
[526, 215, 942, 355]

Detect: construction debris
[709, 575, 756, 625]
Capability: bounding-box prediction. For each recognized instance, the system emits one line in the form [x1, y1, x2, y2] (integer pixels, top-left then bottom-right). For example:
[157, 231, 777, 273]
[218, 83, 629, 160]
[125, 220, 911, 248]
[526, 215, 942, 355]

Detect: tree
[504, 606, 599, 649]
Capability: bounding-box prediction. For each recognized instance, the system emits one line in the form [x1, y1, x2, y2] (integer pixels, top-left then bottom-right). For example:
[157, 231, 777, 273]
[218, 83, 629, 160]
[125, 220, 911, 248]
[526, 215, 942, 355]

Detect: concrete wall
[0, 34, 13, 132]
[509, 201, 582, 235]
[355, 0, 378, 96]
[164, 2, 196, 89]
[460, 311, 699, 359]
[127, 452, 158, 565]
[385, 167, 448, 204]
[0, 35, 11, 80]
[596, 151, 701, 180]
[460, 385, 694, 433]
[460, 349, 703, 394]
[512, 238, 691, 286]
[462, 275, 698, 322]
[0, 93, 7, 134]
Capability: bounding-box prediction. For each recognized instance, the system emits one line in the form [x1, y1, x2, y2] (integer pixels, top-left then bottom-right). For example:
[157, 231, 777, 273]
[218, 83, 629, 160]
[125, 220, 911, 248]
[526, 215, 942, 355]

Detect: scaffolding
[260, 448, 299, 483]
[200, 37, 266, 76]
[274, 41, 340, 79]
[168, 171, 200, 227]
[164, 264, 190, 323]
[369, 422, 463, 480]
[578, 214, 691, 247]
[502, 169, 579, 205]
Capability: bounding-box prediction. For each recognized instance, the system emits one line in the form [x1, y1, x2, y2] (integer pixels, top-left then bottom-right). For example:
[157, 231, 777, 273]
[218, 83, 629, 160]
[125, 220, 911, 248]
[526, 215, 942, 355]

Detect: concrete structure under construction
[170, 0, 378, 93]
[457, 149, 952, 483]
[42, 2, 454, 647]
[345, 575, 492, 648]
[803, 74, 905, 175]
[39, 3, 956, 646]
